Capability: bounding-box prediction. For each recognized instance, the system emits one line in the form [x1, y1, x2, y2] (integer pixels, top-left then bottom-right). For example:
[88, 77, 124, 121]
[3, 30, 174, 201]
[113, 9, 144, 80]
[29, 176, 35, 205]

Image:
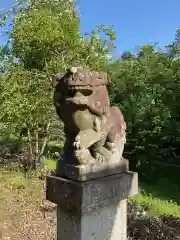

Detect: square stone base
[56, 157, 129, 181]
[46, 171, 138, 240]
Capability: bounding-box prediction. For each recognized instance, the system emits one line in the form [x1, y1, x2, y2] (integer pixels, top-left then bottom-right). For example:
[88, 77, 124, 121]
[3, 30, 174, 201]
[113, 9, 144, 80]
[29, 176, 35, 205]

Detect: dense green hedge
[108, 39, 180, 171]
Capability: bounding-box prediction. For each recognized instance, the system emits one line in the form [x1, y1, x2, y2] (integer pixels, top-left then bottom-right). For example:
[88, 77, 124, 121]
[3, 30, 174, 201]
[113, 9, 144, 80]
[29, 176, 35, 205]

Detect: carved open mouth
[67, 85, 93, 97]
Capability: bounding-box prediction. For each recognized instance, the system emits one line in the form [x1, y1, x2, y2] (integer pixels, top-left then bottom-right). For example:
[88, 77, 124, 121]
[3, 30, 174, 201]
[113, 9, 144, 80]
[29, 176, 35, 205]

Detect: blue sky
[1, 0, 180, 56]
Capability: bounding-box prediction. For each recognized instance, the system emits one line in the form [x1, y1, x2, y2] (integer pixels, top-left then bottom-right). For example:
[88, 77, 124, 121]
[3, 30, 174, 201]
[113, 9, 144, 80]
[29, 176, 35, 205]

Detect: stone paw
[95, 153, 105, 162]
[102, 106, 109, 116]
[75, 149, 90, 164]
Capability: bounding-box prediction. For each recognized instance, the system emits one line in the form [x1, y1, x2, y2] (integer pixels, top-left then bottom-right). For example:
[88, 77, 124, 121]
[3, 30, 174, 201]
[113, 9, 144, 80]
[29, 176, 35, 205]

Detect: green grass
[47, 140, 63, 148]
[43, 157, 56, 169]
[129, 163, 180, 217]
[0, 170, 26, 189]
[132, 189, 180, 217]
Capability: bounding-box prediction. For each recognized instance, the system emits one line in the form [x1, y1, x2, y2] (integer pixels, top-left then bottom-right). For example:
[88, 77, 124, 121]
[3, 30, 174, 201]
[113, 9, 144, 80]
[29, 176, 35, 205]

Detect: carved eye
[96, 72, 102, 79]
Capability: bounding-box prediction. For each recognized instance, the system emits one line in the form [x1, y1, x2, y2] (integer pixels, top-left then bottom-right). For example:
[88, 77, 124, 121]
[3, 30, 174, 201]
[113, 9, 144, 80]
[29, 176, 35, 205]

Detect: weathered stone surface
[48, 66, 139, 240]
[53, 66, 127, 179]
[46, 171, 138, 240]
[46, 171, 138, 213]
[56, 199, 127, 240]
[57, 157, 129, 181]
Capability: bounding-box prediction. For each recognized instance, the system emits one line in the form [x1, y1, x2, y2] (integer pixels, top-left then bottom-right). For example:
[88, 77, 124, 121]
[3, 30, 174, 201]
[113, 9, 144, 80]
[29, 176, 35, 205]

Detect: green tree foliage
[0, 0, 115, 169]
[108, 38, 180, 172]
[1, 0, 180, 175]
[11, 0, 115, 72]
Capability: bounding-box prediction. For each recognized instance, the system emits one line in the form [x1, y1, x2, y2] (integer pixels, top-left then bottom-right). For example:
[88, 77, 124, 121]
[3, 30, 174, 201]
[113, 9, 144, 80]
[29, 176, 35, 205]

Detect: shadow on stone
[46, 166, 138, 240]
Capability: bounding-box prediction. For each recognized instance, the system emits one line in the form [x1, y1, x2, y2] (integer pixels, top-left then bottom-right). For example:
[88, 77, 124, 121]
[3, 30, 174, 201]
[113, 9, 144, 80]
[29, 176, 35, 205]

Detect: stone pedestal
[46, 170, 138, 240]
[56, 157, 129, 181]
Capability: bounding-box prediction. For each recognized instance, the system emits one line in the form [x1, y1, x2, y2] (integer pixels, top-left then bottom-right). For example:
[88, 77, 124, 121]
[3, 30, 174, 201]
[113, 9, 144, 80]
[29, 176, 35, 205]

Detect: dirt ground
[0, 170, 180, 240]
[0, 171, 56, 240]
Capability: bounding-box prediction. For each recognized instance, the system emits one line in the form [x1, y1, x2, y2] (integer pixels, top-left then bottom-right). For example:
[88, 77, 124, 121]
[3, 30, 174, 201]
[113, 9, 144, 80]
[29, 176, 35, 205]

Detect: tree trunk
[34, 129, 39, 168]
[27, 128, 34, 169]
[37, 122, 51, 168]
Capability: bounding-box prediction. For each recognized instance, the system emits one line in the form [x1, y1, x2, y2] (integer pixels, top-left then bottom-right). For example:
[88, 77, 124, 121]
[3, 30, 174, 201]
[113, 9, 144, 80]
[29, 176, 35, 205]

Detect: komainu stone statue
[52, 66, 128, 180]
